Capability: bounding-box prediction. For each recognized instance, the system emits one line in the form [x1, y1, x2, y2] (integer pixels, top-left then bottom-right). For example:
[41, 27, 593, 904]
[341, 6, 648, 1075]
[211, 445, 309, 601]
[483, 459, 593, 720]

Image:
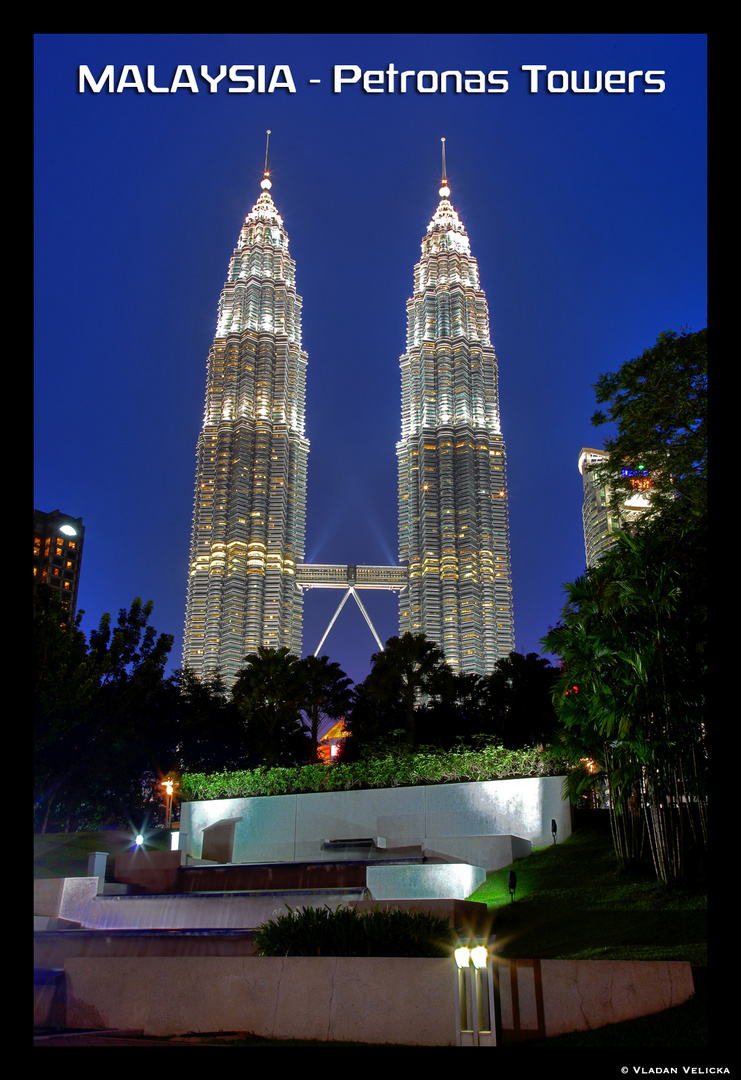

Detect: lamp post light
[160, 777, 178, 830]
[454, 939, 498, 1046]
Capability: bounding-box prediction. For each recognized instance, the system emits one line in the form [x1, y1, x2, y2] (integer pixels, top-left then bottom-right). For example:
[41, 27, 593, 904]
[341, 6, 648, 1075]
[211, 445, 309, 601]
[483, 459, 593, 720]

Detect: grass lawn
[470, 813, 707, 967]
[34, 828, 172, 880]
[465, 812, 709, 1049]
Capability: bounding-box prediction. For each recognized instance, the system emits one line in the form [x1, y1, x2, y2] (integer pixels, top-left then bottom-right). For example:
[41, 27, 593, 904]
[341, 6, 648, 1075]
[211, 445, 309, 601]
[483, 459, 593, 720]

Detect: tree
[542, 526, 707, 883]
[350, 633, 451, 748]
[590, 326, 707, 528]
[231, 647, 309, 767]
[484, 652, 560, 750]
[34, 595, 179, 831]
[418, 669, 489, 749]
[296, 654, 354, 763]
[173, 667, 245, 773]
[34, 587, 106, 831]
[543, 325, 709, 882]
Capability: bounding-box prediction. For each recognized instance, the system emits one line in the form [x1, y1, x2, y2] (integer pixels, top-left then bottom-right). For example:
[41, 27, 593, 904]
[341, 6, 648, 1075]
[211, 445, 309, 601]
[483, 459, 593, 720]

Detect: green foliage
[590, 325, 707, 526]
[349, 632, 450, 747]
[180, 741, 566, 801]
[34, 592, 179, 832]
[347, 638, 560, 756]
[296, 654, 354, 763]
[541, 326, 708, 887]
[34, 588, 106, 780]
[253, 904, 456, 957]
[542, 524, 707, 883]
[173, 668, 245, 774]
[231, 647, 310, 767]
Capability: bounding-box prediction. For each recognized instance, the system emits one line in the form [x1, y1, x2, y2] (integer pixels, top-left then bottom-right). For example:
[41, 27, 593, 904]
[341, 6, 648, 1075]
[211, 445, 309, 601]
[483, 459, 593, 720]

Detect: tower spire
[184, 131, 309, 686]
[397, 143, 515, 674]
[439, 137, 450, 198]
[261, 129, 272, 190]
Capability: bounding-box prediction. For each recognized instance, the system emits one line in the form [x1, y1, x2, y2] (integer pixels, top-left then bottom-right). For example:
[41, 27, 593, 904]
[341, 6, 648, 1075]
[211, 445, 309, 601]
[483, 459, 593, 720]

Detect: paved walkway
[34, 1029, 231, 1046]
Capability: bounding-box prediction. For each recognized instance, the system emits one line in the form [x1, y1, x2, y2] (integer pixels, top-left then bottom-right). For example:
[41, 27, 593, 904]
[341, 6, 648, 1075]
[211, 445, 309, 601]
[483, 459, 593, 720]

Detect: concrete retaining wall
[61, 955, 694, 1044]
[366, 862, 484, 900]
[34, 877, 100, 924]
[179, 775, 570, 869]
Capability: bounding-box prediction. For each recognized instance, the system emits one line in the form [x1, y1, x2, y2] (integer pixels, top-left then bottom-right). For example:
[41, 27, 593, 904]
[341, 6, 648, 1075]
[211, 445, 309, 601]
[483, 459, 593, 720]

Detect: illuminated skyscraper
[578, 447, 651, 568]
[33, 508, 85, 624]
[183, 136, 309, 686]
[396, 144, 515, 673]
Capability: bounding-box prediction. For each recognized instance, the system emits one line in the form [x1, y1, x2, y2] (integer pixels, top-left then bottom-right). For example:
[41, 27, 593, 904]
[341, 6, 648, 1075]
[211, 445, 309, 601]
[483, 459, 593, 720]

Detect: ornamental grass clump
[253, 905, 456, 958]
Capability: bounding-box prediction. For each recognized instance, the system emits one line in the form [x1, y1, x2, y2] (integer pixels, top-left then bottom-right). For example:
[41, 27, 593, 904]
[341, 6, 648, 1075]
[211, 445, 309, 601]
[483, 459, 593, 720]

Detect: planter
[179, 775, 571, 868]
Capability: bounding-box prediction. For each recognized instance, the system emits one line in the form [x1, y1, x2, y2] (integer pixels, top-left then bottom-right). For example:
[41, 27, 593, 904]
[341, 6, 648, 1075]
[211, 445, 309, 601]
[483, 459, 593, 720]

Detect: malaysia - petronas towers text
[184, 145, 514, 686]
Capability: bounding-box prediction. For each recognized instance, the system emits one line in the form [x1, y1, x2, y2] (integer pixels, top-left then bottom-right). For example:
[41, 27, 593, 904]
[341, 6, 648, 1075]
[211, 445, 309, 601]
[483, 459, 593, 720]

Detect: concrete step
[173, 858, 427, 895]
[80, 887, 369, 930]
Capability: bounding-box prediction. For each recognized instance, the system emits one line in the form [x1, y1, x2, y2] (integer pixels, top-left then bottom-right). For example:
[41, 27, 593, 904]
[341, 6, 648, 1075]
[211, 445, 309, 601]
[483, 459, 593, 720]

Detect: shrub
[253, 904, 456, 958]
[180, 744, 567, 802]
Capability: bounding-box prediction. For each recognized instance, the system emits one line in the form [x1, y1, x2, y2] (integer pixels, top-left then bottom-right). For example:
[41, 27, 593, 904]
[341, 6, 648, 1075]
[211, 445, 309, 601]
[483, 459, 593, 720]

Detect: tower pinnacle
[261, 129, 272, 190]
[439, 136, 450, 199]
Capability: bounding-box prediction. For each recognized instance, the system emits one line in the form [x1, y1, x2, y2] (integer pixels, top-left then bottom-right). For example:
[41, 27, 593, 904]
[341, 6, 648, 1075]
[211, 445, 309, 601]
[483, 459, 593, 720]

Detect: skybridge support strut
[314, 586, 384, 656]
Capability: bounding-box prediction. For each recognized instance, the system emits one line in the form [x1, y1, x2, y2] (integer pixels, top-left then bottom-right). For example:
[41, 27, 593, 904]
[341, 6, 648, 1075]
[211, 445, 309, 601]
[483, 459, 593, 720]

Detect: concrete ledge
[366, 862, 485, 901]
[64, 888, 367, 930]
[348, 898, 490, 934]
[114, 849, 186, 894]
[423, 834, 532, 872]
[34, 877, 101, 923]
[60, 955, 695, 1044]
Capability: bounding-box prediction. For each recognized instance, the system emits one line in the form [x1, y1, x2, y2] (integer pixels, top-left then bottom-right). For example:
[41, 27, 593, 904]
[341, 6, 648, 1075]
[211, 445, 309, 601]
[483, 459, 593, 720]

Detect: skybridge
[295, 563, 408, 655]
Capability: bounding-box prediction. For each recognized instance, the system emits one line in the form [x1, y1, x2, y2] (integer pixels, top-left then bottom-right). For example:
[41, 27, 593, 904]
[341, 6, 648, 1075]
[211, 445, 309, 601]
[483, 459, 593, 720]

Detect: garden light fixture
[454, 939, 498, 1046]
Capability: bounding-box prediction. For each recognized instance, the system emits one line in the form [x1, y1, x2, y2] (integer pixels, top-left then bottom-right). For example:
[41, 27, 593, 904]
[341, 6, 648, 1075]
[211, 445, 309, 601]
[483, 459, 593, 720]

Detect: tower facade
[396, 161, 514, 674]
[183, 157, 309, 686]
[33, 508, 85, 624]
[578, 447, 651, 568]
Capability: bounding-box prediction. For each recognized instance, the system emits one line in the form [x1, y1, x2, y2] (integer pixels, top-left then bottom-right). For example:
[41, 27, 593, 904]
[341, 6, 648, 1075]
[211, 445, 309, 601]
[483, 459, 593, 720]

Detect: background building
[183, 160, 309, 686]
[33, 509, 85, 623]
[396, 159, 515, 673]
[578, 447, 652, 568]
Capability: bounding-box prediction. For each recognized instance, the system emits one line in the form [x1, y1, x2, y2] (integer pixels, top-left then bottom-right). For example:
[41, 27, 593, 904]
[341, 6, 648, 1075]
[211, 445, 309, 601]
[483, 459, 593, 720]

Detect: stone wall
[61, 955, 694, 1044]
[179, 775, 571, 869]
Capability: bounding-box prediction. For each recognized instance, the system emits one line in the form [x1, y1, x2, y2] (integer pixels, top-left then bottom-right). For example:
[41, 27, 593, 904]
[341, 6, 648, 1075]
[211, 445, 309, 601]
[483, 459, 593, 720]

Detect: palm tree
[296, 654, 354, 763]
[232, 647, 308, 767]
[484, 652, 559, 750]
[363, 632, 450, 746]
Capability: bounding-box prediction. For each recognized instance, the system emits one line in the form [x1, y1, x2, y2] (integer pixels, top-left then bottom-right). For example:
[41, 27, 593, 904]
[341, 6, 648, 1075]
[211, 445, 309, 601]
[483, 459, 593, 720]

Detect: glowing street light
[160, 777, 179, 830]
[454, 940, 498, 1046]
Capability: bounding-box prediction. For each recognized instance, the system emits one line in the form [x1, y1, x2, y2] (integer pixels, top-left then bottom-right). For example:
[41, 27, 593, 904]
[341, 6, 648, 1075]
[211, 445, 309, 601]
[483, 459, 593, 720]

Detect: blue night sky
[34, 34, 707, 689]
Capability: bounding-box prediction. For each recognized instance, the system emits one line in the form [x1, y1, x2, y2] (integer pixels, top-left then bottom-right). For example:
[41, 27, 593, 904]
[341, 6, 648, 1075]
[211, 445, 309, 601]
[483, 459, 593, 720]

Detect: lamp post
[454, 940, 498, 1046]
[160, 778, 178, 830]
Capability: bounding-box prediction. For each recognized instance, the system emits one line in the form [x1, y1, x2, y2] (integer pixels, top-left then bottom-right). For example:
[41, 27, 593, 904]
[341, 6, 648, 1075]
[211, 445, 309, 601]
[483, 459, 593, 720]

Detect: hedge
[180, 744, 567, 802]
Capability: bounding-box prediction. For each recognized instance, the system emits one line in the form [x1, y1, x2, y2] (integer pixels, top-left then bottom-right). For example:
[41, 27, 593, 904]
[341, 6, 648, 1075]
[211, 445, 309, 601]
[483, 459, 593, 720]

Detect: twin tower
[183, 138, 515, 688]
